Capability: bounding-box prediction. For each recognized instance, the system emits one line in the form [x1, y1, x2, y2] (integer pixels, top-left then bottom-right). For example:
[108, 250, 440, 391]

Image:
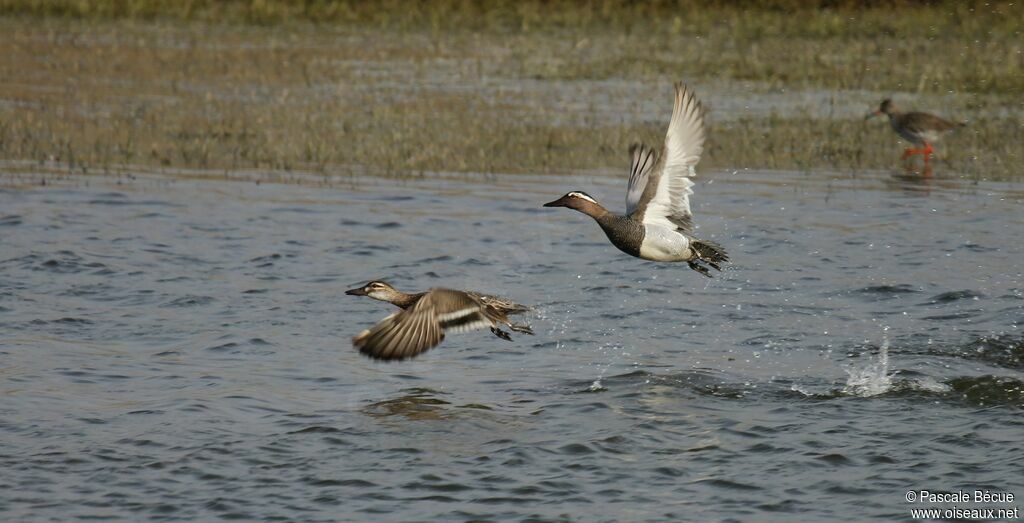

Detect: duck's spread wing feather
[353, 308, 444, 361]
[630, 82, 705, 232]
[353, 289, 494, 361]
[625, 143, 659, 215]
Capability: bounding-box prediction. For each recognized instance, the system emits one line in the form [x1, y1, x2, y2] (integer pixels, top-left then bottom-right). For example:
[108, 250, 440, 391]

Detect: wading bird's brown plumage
[867, 99, 965, 164]
[346, 281, 533, 361]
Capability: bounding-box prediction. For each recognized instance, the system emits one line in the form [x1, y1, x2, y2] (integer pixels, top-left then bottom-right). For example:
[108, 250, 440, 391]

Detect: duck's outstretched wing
[625, 143, 658, 215]
[353, 308, 443, 361]
[353, 289, 494, 361]
[627, 82, 705, 232]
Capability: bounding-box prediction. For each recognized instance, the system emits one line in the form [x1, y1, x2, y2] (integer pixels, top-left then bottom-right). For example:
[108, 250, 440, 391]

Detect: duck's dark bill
[543, 197, 569, 207]
[345, 287, 368, 296]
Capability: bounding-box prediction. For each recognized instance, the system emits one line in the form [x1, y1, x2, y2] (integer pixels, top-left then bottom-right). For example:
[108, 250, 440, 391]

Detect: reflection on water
[363, 389, 453, 420]
[1, 169, 1023, 520]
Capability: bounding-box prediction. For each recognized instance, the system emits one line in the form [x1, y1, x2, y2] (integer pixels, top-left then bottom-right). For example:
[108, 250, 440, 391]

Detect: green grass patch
[0, 2, 1020, 180]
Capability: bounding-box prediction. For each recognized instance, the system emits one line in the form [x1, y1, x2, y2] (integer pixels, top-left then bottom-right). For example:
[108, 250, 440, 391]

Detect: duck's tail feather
[692, 239, 729, 270]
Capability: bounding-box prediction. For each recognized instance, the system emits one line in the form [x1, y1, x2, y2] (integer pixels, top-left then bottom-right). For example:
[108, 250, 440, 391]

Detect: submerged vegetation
[0, 1, 1020, 180]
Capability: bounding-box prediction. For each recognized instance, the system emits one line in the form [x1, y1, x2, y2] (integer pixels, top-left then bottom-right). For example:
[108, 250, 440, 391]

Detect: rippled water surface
[2, 170, 1023, 521]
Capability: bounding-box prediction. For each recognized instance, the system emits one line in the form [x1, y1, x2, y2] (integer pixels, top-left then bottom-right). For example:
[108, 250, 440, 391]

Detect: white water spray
[842, 329, 893, 397]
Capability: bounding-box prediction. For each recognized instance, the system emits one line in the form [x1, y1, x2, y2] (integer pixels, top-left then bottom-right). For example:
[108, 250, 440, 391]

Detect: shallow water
[1, 169, 1023, 521]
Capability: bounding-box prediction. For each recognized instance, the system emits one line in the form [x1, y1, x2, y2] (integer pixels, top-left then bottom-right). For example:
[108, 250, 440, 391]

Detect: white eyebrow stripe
[570, 192, 597, 204]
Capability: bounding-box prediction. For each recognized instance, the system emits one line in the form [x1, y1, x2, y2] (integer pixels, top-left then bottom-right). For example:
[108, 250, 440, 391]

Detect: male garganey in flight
[543, 82, 728, 277]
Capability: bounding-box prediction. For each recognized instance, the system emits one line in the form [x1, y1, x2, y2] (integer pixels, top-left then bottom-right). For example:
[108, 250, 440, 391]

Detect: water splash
[842, 330, 893, 397]
[575, 339, 636, 393]
[789, 382, 816, 397]
[538, 303, 575, 350]
[586, 342, 624, 392]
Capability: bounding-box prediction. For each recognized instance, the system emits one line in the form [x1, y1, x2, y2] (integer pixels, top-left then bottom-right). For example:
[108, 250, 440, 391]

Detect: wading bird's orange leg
[921, 143, 934, 164]
[901, 148, 917, 160]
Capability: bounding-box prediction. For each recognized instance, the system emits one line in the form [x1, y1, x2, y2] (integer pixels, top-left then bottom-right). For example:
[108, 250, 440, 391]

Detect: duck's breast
[596, 214, 645, 257]
[639, 224, 692, 261]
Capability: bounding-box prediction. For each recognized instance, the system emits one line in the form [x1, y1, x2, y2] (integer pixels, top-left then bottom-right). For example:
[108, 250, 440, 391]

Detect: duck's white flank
[639, 224, 692, 261]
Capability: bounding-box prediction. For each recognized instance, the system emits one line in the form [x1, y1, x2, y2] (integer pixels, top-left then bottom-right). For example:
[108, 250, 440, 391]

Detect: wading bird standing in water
[543, 82, 728, 277]
[866, 99, 965, 166]
[346, 280, 532, 361]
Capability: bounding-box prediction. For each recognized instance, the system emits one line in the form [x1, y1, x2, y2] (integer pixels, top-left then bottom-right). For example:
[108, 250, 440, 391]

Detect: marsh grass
[0, 2, 1020, 181]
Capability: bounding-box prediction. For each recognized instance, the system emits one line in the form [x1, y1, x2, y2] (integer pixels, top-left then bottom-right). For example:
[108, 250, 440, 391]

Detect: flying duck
[345, 280, 533, 361]
[866, 99, 965, 164]
[543, 82, 728, 277]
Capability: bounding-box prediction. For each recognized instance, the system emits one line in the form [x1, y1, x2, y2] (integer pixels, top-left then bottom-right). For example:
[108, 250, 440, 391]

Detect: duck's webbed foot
[507, 322, 534, 335]
[490, 327, 513, 341]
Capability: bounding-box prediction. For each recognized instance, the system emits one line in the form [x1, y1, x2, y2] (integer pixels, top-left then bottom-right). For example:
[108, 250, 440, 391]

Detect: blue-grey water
[1, 169, 1022, 521]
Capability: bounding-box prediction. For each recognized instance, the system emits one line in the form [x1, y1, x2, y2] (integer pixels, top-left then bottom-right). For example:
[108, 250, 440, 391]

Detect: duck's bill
[864, 110, 881, 120]
[543, 196, 569, 208]
[345, 286, 368, 296]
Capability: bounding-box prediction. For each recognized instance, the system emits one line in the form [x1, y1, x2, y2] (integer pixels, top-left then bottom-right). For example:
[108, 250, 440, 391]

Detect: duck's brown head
[345, 280, 402, 302]
[543, 191, 606, 217]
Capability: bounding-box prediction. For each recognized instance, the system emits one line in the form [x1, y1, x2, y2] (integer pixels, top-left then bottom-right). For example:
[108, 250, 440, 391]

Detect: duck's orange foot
[901, 147, 922, 160]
